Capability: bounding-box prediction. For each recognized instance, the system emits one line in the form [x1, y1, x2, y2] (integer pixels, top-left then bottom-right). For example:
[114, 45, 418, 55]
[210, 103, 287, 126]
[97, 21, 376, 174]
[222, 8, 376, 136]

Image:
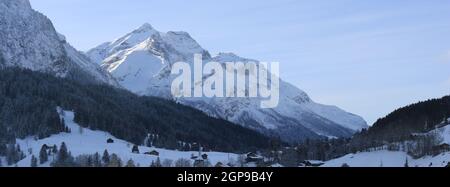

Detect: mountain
[87, 23, 368, 142]
[0, 0, 116, 85]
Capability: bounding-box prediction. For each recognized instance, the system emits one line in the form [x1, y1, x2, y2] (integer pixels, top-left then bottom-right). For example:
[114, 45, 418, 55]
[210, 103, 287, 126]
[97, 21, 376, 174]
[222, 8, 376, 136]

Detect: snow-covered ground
[15, 108, 238, 167]
[322, 150, 450, 167]
[323, 122, 450, 167]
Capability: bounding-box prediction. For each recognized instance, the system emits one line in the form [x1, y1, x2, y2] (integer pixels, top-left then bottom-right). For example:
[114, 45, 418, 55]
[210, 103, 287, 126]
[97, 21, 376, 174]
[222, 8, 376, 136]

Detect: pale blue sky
[29, 0, 450, 125]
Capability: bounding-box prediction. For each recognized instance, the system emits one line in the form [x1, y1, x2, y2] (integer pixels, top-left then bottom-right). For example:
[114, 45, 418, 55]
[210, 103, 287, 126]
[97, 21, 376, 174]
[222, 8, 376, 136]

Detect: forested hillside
[350, 96, 450, 149]
[0, 68, 272, 155]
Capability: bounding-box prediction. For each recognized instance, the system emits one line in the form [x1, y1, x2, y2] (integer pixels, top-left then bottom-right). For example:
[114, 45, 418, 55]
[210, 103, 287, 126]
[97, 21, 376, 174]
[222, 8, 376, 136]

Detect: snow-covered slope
[15, 108, 238, 167]
[322, 150, 450, 167]
[323, 121, 450, 167]
[0, 0, 116, 85]
[86, 23, 368, 142]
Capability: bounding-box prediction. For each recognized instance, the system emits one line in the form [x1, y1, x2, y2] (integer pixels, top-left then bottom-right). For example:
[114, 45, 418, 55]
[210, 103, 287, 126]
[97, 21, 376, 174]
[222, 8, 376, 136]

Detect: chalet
[302, 160, 325, 167]
[440, 143, 450, 150]
[144, 150, 160, 156]
[215, 162, 225, 167]
[193, 158, 207, 167]
[432, 143, 450, 155]
[245, 152, 264, 163]
[132, 145, 140, 154]
[191, 153, 198, 160]
[107, 138, 114, 144]
[269, 163, 284, 167]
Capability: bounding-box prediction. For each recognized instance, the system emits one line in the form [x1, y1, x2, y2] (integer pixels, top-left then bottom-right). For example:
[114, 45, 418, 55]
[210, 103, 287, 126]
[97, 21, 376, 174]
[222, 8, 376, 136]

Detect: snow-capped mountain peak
[137, 23, 154, 31]
[113, 23, 159, 46]
[87, 23, 210, 66]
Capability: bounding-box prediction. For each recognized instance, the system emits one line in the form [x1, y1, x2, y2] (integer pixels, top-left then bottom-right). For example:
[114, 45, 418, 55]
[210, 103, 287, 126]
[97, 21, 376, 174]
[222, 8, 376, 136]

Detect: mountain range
[2, 0, 450, 168]
[1, 0, 367, 144]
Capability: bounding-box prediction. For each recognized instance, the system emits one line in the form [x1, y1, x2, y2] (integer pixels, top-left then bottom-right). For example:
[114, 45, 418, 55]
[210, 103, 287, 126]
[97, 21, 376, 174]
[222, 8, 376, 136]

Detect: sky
[29, 0, 450, 125]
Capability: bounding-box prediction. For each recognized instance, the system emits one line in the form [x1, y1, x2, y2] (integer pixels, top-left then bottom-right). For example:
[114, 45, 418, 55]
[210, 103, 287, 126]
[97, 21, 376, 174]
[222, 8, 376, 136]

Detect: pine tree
[162, 159, 173, 167]
[51, 142, 75, 167]
[174, 158, 192, 167]
[52, 145, 58, 154]
[6, 144, 18, 165]
[93, 152, 101, 167]
[126, 159, 136, 167]
[39, 145, 48, 164]
[86, 155, 93, 167]
[5, 144, 13, 165]
[16, 145, 24, 160]
[155, 157, 162, 167]
[102, 149, 110, 166]
[31, 155, 38, 167]
[108, 154, 122, 167]
[58, 142, 69, 162]
[404, 157, 409, 167]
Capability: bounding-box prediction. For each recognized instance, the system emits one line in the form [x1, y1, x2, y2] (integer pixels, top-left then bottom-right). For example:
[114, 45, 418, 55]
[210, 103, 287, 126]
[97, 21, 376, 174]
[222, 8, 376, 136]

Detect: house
[107, 138, 114, 144]
[245, 152, 264, 163]
[440, 143, 450, 150]
[193, 159, 206, 167]
[191, 153, 198, 160]
[144, 150, 160, 156]
[132, 145, 140, 154]
[215, 162, 225, 167]
[269, 163, 284, 167]
[302, 160, 325, 167]
[432, 143, 450, 155]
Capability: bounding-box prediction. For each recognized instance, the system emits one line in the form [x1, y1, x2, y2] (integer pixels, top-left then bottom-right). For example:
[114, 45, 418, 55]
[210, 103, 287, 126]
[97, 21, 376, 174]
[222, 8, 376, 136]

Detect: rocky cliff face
[0, 0, 117, 85]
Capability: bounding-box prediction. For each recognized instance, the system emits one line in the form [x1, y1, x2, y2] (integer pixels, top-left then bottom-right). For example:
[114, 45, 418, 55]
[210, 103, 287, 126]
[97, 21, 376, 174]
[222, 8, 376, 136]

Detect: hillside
[0, 68, 272, 155]
[323, 121, 450, 167]
[14, 109, 240, 167]
[351, 95, 450, 148]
